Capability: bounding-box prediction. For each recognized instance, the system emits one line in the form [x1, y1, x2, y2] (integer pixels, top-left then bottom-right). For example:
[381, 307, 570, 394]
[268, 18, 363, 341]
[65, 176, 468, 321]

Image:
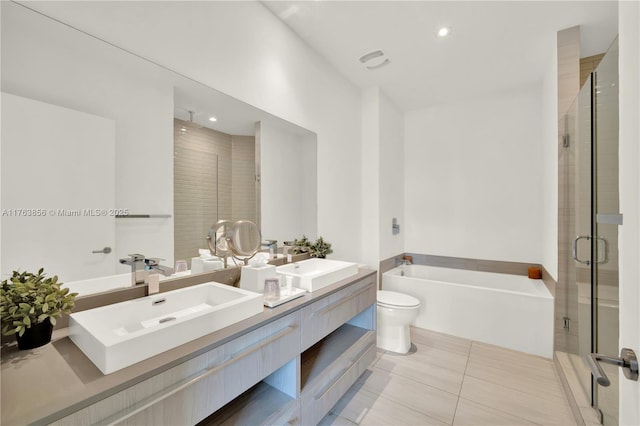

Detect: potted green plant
[310, 236, 333, 259]
[1, 268, 77, 350]
[291, 235, 312, 254]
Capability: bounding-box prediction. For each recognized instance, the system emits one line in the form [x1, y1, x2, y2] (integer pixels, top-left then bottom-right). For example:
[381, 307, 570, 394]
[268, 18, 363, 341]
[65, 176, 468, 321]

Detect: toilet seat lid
[377, 290, 420, 308]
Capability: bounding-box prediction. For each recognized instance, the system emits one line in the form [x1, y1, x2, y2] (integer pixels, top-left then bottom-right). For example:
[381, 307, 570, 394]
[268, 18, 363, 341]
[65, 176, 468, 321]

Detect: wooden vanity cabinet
[52, 312, 301, 426]
[52, 273, 376, 426]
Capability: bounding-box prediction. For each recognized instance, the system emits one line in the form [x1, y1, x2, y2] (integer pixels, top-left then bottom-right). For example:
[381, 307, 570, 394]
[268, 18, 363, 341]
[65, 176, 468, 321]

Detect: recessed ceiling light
[209, 116, 217, 122]
[437, 27, 450, 37]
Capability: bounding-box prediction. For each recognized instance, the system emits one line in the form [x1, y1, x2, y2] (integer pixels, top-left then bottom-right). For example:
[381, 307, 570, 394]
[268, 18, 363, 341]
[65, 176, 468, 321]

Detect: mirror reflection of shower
[174, 116, 257, 268]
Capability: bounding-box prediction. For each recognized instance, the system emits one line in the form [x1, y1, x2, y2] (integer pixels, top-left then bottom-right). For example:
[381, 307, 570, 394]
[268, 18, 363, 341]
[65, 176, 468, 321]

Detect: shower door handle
[594, 236, 608, 264]
[572, 235, 591, 265]
[586, 348, 639, 387]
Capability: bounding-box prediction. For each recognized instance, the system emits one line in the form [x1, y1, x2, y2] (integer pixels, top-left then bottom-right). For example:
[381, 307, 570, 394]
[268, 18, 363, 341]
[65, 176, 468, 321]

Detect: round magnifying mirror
[206, 220, 232, 257]
[227, 220, 262, 263]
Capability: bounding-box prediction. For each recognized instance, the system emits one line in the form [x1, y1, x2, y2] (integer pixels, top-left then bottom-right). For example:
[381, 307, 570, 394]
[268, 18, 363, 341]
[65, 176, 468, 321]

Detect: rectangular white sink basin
[276, 258, 358, 292]
[69, 282, 263, 374]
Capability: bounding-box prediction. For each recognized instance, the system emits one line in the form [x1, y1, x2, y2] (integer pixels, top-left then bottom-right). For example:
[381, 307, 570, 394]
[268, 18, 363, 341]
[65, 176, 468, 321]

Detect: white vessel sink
[276, 258, 358, 292]
[68, 282, 263, 374]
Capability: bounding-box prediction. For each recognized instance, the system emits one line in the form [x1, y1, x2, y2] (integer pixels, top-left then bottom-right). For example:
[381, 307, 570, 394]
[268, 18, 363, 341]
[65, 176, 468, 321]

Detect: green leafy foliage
[0, 268, 77, 337]
[291, 235, 333, 258]
[309, 236, 333, 258]
[291, 235, 312, 254]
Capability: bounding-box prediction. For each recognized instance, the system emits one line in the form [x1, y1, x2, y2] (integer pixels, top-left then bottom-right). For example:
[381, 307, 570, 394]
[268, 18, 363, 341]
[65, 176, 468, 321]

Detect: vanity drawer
[52, 312, 300, 426]
[51, 347, 224, 426]
[221, 311, 300, 402]
[300, 275, 376, 350]
[300, 331, 376, 426]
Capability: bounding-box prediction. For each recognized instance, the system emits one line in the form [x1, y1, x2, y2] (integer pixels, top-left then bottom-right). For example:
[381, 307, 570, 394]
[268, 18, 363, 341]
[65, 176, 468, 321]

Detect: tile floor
[320, 327, 577, 426]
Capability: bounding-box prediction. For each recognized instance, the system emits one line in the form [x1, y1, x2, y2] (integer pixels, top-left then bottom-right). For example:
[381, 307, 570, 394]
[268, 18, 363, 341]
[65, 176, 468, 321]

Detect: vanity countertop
[0, 268, 376, 425]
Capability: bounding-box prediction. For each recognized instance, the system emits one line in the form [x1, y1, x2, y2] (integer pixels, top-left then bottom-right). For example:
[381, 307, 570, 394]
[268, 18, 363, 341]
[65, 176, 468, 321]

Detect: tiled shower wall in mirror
[174, 119, 256, 266]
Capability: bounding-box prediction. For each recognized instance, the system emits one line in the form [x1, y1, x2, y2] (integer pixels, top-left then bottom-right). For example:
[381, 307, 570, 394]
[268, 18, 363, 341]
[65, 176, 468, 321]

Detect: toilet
[376, 290, 421, 354]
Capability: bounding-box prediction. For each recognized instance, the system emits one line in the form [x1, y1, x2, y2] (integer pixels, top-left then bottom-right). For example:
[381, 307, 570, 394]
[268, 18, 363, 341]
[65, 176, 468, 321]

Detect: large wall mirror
[0, 2, 318, 294]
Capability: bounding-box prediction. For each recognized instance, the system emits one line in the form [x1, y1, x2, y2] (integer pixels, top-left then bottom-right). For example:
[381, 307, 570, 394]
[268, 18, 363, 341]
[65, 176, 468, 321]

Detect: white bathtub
[383, 265, 554, 358]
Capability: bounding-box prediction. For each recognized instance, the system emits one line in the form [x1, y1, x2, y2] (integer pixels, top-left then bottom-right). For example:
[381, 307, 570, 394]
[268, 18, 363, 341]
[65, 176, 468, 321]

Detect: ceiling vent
[359, 50, 391, 70]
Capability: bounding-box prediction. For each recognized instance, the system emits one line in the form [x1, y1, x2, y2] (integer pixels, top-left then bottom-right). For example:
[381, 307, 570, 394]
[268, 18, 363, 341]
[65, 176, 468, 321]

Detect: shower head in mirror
[178, 109, 204, 130]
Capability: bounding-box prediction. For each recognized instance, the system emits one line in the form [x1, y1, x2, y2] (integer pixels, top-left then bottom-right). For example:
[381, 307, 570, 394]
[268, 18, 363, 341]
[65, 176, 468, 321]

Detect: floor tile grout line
[374, 353, 468, 382]
[409, 327, 474, 355]
[335, 379, 452, 426]
[360, 364, 459, 424]
[451, 340, 474, 425]
[458, 376, 577, 424]
[464, 373, 574, 406]
[463, 362, 569, 403]
[465, 343, 565, 402]
[369, 349, 386, 369]
[465, 360, 564, 394]
[455, 395, 549, 426]
[372, 338, 471, 412]
[460, 341, 573, 426]
[369, 365, 462, 399]
[325, 328, 577, 426]
[371, 365, 464, 397]
[461, 375, 570, 405]
[327, 412, 359, 426]
[466, 356, 558, 374]
[371, 391, 454, 426]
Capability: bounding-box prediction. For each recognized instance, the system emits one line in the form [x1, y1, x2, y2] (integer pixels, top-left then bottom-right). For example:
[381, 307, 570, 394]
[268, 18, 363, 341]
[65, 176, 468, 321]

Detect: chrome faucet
[261, 240, 278, 258]
[119, 253, 147, 285]
[144, 258, 174, 277]
[395, 255, 413, 267]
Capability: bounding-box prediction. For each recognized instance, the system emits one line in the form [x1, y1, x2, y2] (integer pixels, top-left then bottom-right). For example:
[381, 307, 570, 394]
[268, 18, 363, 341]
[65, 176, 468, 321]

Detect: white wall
[1, 94, 116, 282]
[404, 84, 544, 263]
[360, 86, 404, 269]
[260, 121, 317, 245]
[361, 87, 380, 269]
[542, 42, 559, 281]
[379, 91, 405, 260]
[26, 1, 363, 262]
[1, 2, 175, 275]
[618, 1, 640, 423]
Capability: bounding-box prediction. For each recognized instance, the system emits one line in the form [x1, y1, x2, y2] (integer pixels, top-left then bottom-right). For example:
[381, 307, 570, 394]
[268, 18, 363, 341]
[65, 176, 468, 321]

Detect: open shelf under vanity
[198, 279, 377, 426]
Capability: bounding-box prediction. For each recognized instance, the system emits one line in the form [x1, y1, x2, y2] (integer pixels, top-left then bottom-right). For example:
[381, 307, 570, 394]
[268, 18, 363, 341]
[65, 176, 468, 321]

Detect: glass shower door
[562, 38, 619, 425]
[592, 38, 619, 426]
[564, 73, 593, 403]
